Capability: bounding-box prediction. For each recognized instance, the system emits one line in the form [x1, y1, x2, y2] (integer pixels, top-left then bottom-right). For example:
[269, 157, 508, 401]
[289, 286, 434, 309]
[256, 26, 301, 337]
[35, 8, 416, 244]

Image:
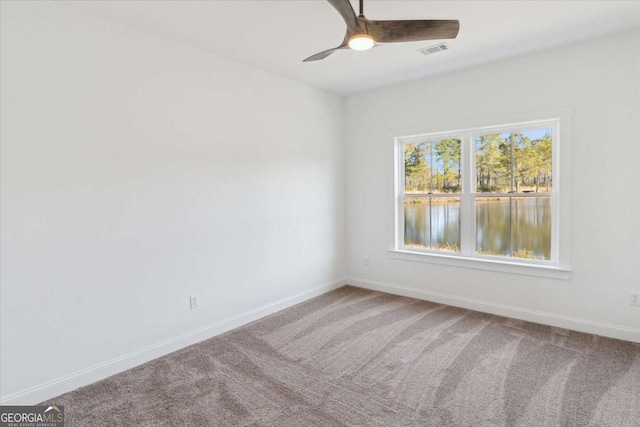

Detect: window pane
[475, 134, 508, 193]
[475, 197, 511, 256]
[404, 142, 430, 193]
[430, 139, 462, 194]
[430, 197, 460, 252]
[476, 129, 552, 193]
[404, 139, 461, 194]
[476, 196, 551, 260]
[404, 197, 460, 252]
[404, 197, 430, 249]
[512, 197, 551, 260]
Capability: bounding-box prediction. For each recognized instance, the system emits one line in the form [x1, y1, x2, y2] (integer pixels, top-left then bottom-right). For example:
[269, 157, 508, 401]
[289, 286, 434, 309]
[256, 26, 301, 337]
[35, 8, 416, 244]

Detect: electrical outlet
[631, 292, 640, 307]
[189, 294, 199, 309]
[364, 257, 370, 267]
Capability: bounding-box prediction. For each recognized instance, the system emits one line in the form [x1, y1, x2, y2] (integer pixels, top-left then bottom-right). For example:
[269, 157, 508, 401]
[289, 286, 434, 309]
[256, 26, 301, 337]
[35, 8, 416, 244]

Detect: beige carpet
[44, 286, 640, 426]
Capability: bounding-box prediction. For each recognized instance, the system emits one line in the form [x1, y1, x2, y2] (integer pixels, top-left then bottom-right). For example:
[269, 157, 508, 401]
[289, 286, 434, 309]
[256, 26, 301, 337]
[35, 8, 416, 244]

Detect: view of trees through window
[476, 129, 552, 193]
[404, 139, 461, 194]
[404, 138, 462, 252]
[402, 127, 554, 261]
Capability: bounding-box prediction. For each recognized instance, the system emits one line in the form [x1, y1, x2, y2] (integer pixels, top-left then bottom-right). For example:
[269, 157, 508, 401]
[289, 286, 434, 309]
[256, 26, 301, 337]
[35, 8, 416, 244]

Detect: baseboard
[348, 277, 640, 343]
[0, 277, 347, 405]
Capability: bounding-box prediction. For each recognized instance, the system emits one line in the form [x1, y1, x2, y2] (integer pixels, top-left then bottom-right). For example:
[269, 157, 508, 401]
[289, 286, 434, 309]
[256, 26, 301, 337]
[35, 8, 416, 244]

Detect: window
[473, 128, 552, 260]
[393, 115, 569, 275]
[403, 137, 462, 253]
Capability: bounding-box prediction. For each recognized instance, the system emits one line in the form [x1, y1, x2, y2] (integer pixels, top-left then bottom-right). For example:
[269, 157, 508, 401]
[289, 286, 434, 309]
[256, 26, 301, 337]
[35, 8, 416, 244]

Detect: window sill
[388, 249, 572, 280]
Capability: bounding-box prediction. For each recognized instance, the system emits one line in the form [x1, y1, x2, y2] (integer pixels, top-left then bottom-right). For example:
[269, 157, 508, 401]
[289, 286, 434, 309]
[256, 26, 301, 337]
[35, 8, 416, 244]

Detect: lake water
[404, 197, 551, 259]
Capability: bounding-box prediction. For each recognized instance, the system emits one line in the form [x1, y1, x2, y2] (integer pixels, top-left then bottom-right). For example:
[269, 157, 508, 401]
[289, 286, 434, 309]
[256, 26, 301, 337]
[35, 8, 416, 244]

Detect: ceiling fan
[304, 0, 460, 62]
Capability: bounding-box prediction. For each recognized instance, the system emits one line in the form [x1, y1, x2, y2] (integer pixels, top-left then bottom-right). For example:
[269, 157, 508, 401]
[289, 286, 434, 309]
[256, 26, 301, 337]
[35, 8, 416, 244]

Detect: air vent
[417, 42, 450, 56]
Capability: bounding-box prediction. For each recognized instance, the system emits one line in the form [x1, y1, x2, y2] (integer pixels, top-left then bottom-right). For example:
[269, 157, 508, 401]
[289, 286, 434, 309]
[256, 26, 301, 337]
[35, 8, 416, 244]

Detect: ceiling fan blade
[327, 0, 360, 31]
[303, 45, 347, 62]
[367, 19, 460, 43]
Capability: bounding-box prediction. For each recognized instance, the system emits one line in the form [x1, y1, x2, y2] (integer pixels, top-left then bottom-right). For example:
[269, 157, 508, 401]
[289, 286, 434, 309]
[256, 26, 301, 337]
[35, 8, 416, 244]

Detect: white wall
[0, 2, 345, 403]
[345, 30, 640, 340]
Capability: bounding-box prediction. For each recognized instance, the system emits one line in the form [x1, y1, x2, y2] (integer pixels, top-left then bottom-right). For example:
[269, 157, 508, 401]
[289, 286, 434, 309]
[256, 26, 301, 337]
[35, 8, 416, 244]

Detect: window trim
[388, 108, 572, 280]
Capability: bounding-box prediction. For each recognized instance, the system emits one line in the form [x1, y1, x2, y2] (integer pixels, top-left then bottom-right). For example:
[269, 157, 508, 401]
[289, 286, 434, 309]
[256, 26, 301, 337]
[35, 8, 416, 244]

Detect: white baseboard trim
[347, 277, 640, 344]
[1, 277, 347, 406]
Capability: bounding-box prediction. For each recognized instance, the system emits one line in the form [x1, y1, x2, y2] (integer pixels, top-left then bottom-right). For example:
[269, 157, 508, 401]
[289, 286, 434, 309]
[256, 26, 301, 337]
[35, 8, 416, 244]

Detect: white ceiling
[65, 0, 640, 95]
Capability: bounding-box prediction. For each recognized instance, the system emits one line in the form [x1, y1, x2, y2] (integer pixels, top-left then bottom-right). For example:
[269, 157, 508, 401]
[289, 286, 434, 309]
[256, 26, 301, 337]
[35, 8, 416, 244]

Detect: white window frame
[388, 109, 572, 280]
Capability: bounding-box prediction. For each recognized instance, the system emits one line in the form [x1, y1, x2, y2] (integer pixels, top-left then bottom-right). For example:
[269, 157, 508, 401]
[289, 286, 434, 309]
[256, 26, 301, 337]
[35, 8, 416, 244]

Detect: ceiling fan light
[348, 34, 374, 51]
